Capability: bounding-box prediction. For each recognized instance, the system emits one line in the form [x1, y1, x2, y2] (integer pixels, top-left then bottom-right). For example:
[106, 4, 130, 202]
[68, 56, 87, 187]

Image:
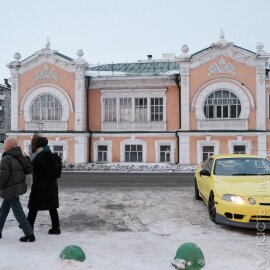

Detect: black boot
[19, 234, 35, 242]
[48, 228, 61, 234]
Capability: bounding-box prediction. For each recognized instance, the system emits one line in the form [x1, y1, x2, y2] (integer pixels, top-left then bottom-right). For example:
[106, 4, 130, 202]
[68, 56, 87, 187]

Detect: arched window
[204, 90, 241, 119]
[31, 94, 62, 121]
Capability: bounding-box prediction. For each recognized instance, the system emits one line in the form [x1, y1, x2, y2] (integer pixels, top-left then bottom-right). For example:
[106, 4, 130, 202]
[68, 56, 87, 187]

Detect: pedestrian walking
[0, 137, 35, 242]
[26, 135, 61, 234]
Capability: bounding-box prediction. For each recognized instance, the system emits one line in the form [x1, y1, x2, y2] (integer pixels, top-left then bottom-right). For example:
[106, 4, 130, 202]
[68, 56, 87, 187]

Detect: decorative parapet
[35, 64, 58, 81]
[208, 58, 236, 76]
[198, 119, 248, 130]
[25, 121, 67, 131]
[101, 121, 166, 131]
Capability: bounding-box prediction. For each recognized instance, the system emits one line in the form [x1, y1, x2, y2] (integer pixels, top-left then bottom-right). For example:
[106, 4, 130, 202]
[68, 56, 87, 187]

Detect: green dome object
[172, 242, 205, 270]
[59, 245, 86, 262]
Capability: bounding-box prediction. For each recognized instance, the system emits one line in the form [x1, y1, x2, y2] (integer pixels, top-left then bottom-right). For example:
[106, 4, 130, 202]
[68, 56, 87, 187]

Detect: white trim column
[74, 50, 87, 131]
[178, 46, 191, 130]
[179, 135, 190, 164]
[7, 59, 20, 131]
[74, 135, 88, 163]
[258, 134, 267, 157]
[256, 65, 266, 130]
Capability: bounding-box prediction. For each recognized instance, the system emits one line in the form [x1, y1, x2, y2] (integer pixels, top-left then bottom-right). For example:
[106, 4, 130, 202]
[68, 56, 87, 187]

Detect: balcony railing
[198, 119, 248, 130]
[102, 121, 166, 131]
[25, 121, 68, 131]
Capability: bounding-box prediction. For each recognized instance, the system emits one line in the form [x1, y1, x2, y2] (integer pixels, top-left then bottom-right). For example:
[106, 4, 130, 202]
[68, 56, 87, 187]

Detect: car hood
[213, 175, 270, 196]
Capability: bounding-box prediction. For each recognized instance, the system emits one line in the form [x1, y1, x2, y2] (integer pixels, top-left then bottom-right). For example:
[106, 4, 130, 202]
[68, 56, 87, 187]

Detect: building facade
[7, 33, 270, 164]
[0, 81, 11, 142]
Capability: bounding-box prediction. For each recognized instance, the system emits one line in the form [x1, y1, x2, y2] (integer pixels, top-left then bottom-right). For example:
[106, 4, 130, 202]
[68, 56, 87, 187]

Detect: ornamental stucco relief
[35, 64, 58, 81]
[208, 57, 236, 76]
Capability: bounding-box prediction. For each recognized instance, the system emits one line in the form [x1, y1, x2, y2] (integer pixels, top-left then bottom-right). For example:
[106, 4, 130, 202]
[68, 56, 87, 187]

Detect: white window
[204, 90, 241, 119]
[125, 145, 143, 162]
[52, 145, 64, 160]
[135, 98, 147, 122]
[104, 98, 117, 122]
[228, 140, 251, 155]
[160, 145, 171, 162]
[202, 146, 214, 162]
[98, 145, 107, 162]
[120, 98, 132, 122]
[151, 98, 163, 121]
[31, 94, 62, 121]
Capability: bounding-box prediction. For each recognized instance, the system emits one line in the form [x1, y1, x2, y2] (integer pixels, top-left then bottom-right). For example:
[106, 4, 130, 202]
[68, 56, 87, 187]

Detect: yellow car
[195, 154, 270, 229]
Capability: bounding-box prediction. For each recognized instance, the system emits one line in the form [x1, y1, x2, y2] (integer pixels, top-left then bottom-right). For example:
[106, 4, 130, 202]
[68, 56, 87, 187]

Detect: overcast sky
[1, 0, 269, 82]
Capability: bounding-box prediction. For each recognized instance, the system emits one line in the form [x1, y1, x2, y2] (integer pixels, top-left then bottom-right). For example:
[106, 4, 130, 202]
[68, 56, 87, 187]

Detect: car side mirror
[200, 169, 211, 177]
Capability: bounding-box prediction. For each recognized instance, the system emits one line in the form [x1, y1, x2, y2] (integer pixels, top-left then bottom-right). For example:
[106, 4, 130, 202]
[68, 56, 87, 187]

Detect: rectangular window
[202, 146, 214, 162]
[223, 106, 228, 118]
[120, 98, 132, 122]
[160, 145, 171, 162]
[98, 145, 108, 162]
[53, 145, 64, 160]
[135, 98, 147, 122]
[233, 145, 246, 154]
[151, 98, 163, 121]
[125, 144, 143, 162]
[104, 98, 117, 122]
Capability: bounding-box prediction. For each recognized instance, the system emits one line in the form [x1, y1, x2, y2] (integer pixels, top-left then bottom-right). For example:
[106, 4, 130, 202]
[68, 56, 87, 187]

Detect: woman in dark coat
[27, 136, 61, 234]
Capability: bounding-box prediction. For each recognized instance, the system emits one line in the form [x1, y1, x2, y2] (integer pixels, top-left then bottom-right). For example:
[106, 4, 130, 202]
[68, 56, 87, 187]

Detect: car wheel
[194, 179, 202, 200]
[208, 192, 216, 222]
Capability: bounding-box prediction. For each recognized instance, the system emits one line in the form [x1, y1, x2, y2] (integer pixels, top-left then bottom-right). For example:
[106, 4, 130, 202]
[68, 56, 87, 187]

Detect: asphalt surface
[58, 172, 194, 188]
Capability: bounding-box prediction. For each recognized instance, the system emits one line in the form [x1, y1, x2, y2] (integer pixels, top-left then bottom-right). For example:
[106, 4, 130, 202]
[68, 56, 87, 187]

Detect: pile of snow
[63, 162, 197, 173]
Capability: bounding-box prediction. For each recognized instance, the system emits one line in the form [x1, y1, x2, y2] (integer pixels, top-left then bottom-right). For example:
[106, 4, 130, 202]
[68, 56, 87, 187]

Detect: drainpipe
[174, 74, 181, 164]
[86, 76, 91, 162]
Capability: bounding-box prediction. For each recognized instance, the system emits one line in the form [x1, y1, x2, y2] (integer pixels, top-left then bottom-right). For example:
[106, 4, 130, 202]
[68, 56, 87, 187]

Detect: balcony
[25, 121, 68, 131]
[102, 121, 166, 131]
[197, 119, 248, 130]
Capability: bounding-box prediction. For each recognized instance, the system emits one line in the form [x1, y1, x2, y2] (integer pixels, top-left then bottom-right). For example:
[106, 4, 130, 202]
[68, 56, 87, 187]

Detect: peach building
[7, 33, 270, 165]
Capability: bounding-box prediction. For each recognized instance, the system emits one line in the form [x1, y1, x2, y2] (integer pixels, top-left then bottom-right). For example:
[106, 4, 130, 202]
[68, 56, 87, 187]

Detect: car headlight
[222, 194, 246, 204]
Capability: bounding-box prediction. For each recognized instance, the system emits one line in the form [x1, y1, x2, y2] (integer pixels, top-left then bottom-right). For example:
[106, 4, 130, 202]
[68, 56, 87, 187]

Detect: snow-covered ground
[0, 187, 269, 270]
[63, 163, 197, 173]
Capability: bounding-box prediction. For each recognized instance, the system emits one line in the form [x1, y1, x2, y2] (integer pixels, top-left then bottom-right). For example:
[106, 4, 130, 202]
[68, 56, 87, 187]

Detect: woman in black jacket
[0, 137, 35, 242]
[27, 136, 61, 234]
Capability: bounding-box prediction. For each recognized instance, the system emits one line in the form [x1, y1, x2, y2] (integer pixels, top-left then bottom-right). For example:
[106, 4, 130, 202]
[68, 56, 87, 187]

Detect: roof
[87, 61, 179, 76]
[211, 154, 262, 159]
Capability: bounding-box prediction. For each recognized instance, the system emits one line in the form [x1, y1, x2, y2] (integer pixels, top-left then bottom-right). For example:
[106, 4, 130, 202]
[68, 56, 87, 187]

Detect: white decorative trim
[155, 140, 176, 163]
[74, 135, 88, 163]
[192, 80, 252, 129]
[179, 62, 190, 130]
[179, 135, 190, 164]
[21, 85, 74, 126]
[258, 134, 267, 157]
[197, 140, 220, 164]
[191, 78, 255, 110]
[256, 66, 266, 130]
[91, 133, 176, 138]
[120, 138, 147, 163]
[208, 57, 236, 76]
[10, 70, 19, 130]
[228, 140, 251, 154]
[190, 46, 260, 69]
[35, 64, 58, 81]
[93, 140, 112, 163]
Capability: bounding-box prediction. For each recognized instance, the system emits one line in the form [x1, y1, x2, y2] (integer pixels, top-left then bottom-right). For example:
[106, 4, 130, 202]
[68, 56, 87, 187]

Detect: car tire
[208, 192, 216, 223]
[194, 179, 202, 200]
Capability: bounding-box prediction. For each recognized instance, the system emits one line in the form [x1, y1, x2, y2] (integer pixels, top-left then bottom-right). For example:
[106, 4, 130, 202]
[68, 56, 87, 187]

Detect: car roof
[210, 154, 264, 160]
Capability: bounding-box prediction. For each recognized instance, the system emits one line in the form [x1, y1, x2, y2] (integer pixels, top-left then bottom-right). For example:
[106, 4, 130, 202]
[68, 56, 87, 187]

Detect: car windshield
[214, 158, 270, 176]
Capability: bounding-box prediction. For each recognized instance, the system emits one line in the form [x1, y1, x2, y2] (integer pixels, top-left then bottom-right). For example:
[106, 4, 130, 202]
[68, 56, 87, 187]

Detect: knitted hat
[36, 137, 48, 148]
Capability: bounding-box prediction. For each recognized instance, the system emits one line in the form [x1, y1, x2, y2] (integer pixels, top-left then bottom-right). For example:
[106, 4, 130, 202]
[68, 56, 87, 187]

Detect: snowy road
[0, 187, 269, 270]
[58, 172, 194, 188]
